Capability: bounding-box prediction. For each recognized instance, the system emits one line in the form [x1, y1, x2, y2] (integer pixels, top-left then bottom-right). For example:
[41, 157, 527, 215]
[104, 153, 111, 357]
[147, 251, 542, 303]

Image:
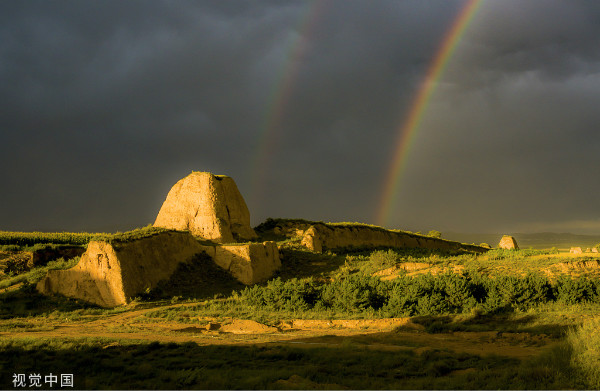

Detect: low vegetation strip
[141, 271, 600, 325]
[0, 226, 171, 251]
[0, 231, 96, 248]
[94, 226, 170, 245]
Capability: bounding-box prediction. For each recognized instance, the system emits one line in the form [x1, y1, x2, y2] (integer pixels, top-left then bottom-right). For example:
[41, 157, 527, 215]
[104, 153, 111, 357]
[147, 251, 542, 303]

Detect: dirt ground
[0, 302, 559, 360]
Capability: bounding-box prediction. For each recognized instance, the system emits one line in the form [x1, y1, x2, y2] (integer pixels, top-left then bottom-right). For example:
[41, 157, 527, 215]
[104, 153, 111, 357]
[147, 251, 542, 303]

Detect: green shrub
[441, 273, 479, 311]
[364, 249, 399, 273]
[201, 252, 595, 319]
[427, 230, 442, 239]
[483, 274, 552, 312]
[555, 276, 599, 304]
[321, 274, 387, 312]
[384, 273, 479, 316]
[240, 277, 321, 312]
[383, 277, 411, 316]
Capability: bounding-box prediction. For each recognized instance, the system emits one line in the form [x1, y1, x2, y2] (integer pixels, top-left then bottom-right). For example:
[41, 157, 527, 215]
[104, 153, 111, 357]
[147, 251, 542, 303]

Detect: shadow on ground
[0, 325, 583, 390]
[409, 312, 570, 338]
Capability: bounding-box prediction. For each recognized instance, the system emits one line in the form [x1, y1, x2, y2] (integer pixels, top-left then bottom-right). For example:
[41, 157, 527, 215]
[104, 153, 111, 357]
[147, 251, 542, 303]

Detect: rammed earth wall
[261, 221, 489, 253]
[301, 223, 488, 253]
[37, 231, 280, 307]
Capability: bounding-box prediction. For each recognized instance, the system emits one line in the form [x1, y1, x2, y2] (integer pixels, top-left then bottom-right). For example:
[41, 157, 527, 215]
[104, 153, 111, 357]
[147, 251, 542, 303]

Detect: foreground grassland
[1, 237, 600, 389]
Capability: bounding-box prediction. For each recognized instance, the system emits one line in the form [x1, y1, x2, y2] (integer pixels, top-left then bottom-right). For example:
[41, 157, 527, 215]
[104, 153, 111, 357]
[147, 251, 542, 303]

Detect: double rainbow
[248, 0, 483, 223]
[375, 0, 483, 227]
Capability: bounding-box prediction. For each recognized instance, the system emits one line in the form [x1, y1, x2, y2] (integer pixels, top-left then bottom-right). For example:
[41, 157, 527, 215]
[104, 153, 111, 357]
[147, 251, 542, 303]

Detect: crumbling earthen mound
[37, 231, 204, 307]
[219, 319, 279, 334]
[300, 223, 487, 254]
[498, 235, 519, 250]
[154, 172, 257, 243]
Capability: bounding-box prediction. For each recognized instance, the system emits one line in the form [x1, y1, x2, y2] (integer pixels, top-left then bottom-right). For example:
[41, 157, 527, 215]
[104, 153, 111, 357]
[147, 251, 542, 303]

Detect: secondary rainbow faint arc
[375, 0, 483, 227]
[249, 0, 327, 207]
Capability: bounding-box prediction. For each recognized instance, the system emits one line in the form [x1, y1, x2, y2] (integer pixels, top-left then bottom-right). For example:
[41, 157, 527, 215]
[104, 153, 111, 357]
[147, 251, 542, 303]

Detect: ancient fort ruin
[38, 172, 280, 307]
[38, 171, 488, 307]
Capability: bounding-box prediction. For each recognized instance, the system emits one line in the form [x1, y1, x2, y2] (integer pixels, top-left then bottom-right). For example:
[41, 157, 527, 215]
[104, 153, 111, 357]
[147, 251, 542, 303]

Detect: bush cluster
[238, 277, 321, 312]
[555, 275, 600, 304]
[238, 272, 599, 317]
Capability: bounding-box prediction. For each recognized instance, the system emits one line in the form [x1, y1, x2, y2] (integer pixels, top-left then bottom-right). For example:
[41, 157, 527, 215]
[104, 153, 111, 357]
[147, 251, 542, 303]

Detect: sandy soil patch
[282, 318, 421, 331]
[219, 319, 279, 334]
[543, 259, 600, 277]
[374, 263, 465, 280]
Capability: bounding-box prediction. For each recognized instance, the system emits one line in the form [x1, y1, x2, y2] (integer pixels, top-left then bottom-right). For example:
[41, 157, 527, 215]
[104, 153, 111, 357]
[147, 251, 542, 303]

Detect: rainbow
[375, 0, 483, 227]
[249, 0, 328, 207]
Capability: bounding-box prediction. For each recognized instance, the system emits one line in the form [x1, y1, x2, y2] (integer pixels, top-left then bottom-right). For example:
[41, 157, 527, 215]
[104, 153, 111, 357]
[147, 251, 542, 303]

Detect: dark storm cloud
[1, 0, 600, 235]
[0, 0, 301, 230]
[447, 1, 600, 86]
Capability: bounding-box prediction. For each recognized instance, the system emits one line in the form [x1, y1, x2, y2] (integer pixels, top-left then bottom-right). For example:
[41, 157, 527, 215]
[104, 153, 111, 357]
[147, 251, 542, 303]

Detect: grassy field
[0, 332, 587, 390]
[1, 230, 600, 389]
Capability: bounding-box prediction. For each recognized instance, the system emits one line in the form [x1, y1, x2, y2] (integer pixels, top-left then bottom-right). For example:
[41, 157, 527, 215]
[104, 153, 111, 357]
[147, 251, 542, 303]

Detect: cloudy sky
[2, 0, 600, 235]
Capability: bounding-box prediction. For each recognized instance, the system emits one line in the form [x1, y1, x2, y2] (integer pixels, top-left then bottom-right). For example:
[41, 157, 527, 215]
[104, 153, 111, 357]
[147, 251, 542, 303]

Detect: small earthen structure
[498, 235, 519, 250]
[570, 247, 583, 254]
[154, 172, 257, 243]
